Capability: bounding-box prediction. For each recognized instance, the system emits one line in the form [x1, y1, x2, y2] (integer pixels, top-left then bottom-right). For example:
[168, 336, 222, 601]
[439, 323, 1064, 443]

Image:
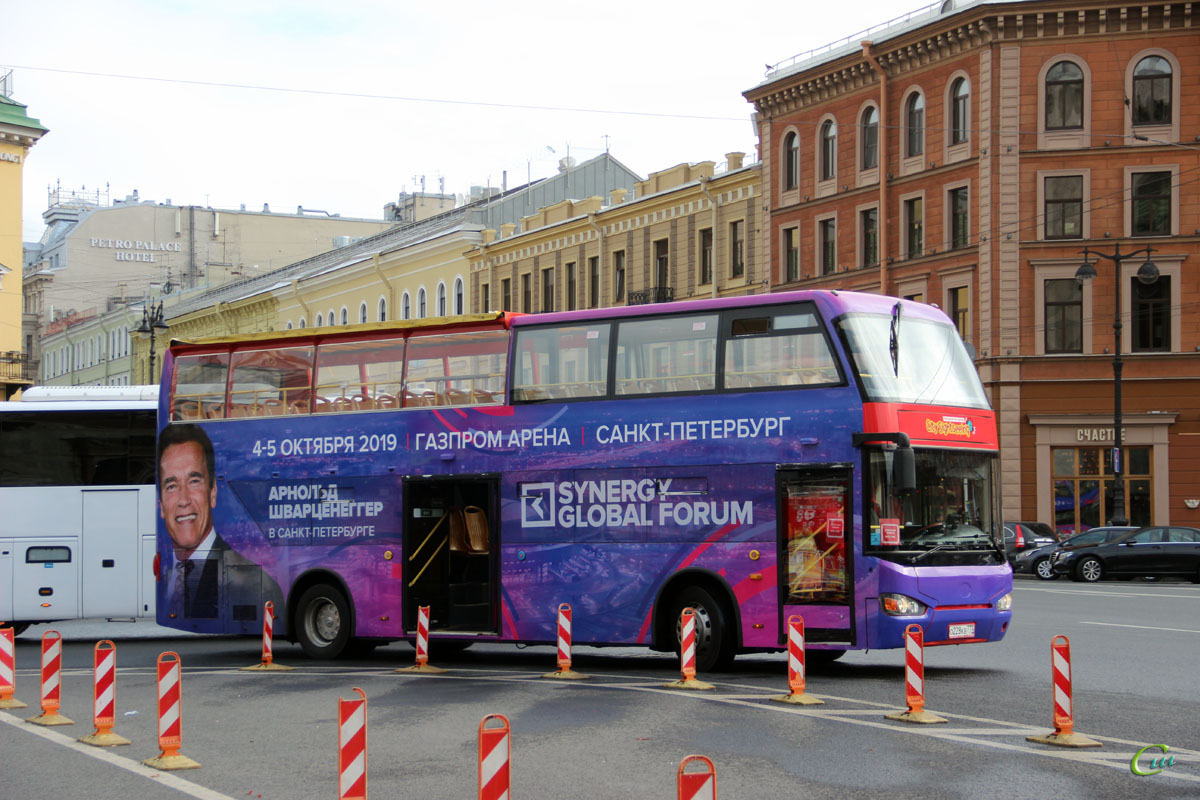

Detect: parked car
[1002, 521, 1058, 566]
[1051, 525, 1200, 582]
[1014, 526, 1135, 580]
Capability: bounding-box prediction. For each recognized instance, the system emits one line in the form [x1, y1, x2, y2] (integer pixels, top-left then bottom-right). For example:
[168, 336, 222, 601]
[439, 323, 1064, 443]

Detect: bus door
[777, 466, 854, 646]
[13, 539, 79, 622]
[403, 475, 499, 635]
[81, 489, 141, 618]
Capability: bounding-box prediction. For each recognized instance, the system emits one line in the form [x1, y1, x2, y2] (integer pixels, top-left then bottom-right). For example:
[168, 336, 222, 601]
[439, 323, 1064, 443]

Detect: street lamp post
[1074, 245, 1158, 527]
[137, 302, 169, 384]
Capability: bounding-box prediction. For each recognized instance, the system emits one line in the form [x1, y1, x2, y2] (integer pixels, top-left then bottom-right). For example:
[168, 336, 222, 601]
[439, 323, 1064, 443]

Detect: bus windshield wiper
[911, 542, 953, 563]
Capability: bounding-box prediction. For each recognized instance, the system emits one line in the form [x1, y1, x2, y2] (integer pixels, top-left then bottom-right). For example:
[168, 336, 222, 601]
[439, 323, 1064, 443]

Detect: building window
[653, 239, 669, 288]
[819, 218, 836, 275]
[783, 227, 798, 282]
[482, 283, 490, 312]
[783, 132, 799, 190]
[1131, 275, 1170, 352]
[949, 286, 969, 342]
[418, 288, 427, 318]
[541, 267, 555, 313]
[1131, 171, 1171, 236]
[341, 307, 349, 326]
[378, 298, 387, 322]
[359, 302, 368, 324]
[454, 278, 464, 314]
[820, 119, 837, 181]
[1052, 446, 1152, 533]
[949, 186, 969, 249]
[402, 292, 411, 320]
[699, 228, 713, 284]
[501, 278, 512, 311]
[522, 273, 532, 312]
[860, 106, 878, 170]
[904, 197, 923, 258]
[566, 262, 577, 311]
[1044, 278, 1082, 353]
[1132, 56, 1171, 125]
[905, 93, 924, 157]
[437, 282, 447, 316]
[950, 77, 969, 144]
[588, 256, 600, 308]
[860, 208, 878, 268]
[614, 251, 626, 303]
[730, 222, 744, 278]
[1045, 61, 1083, 130]
[1045, 176, 1083, 239]
[316, 313, 324, 327]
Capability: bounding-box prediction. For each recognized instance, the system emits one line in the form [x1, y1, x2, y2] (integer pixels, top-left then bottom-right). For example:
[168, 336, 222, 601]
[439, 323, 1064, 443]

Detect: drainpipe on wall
[862, 41, 890, 296]
[372, 253, 394, 316]
[699, 177, 720, 299]
[291, 279, 312, 325]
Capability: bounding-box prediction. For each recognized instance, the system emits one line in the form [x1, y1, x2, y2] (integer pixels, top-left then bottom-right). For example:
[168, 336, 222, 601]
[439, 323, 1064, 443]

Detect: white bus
[0, 385, 158, 636]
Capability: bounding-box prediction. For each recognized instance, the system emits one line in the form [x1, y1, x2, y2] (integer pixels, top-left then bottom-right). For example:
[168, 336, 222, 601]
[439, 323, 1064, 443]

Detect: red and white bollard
[27, 630, 72, 726]
[142, 651, 200, 770]
[79, 640, 130, 746]
[0, 627, 27, 709]
[677, 754, 717, 800]
[772, 615, 823, 705]
[397, 605, 448, 674]
[885, 624, 945, 724]
[478, 713, 510, 800]
[241, 601, 294, 672]
[543, 603, 587, 680]
[338, 687, 368, 800]
[1027, 634, 1101, 747]
[664, 608, 714, 690]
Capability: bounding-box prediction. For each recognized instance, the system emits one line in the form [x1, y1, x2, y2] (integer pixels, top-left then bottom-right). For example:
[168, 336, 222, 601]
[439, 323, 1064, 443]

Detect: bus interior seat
[204, 403, 225, 419]
[351, 394, 373, 410]
[331, 397, 354, 413]
[312, 397, 332, 413]
[262, 399, 285, 415]
[375, 393, 398, 409]
[176, 400, 201, 420]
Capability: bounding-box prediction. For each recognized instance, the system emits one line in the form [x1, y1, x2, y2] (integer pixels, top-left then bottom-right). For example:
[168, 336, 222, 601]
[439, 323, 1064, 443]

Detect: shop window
[1051, 446, 1152, 534]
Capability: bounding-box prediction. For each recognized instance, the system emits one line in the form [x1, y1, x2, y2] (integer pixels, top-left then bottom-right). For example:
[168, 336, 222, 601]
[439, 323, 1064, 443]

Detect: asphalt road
[2, 576, 1198, 799]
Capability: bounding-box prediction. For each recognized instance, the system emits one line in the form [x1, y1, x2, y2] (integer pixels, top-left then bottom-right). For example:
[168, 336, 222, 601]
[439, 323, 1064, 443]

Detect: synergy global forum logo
[519, 479, 752, 529]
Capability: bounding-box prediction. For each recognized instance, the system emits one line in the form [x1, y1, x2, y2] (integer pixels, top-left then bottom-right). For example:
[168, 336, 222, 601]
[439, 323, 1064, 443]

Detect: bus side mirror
[894, 447, 916, 495]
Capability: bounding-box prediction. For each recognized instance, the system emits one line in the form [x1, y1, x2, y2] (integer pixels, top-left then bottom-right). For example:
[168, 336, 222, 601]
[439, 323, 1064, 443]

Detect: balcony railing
[628, 287, 675, 305]
[0, 351, 37, 383]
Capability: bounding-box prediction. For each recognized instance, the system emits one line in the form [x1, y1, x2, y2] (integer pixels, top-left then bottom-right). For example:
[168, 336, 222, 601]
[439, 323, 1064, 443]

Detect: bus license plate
[948, 623, 975, 639]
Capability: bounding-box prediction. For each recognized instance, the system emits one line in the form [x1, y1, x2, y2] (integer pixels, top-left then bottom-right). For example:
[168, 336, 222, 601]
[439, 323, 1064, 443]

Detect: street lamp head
[1075, 260, 1097, 284]
[1136, 258, 1160, 285]
[136, 315, 151, 335]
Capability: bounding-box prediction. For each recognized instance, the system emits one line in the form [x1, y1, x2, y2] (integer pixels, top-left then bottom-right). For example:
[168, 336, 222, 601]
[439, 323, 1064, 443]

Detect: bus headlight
[995, 593, 1012, 611]
[880, 593, 927, 616]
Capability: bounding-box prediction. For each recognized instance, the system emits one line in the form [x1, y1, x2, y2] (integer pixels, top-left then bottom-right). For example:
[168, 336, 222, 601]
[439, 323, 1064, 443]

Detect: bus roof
[16, 385, 159, 402]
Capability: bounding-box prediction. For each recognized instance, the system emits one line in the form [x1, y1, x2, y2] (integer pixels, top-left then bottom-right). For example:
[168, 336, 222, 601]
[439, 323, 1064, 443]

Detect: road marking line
[1080, 621, 1200, 634]
[0, 711, 235, 799]
[1017, 587, 1200, 599]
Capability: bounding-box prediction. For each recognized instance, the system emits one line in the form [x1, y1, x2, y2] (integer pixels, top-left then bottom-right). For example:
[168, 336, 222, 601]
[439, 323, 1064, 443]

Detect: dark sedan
[1015, 526, 1135, 580]
[1051, 525, 1200, 582]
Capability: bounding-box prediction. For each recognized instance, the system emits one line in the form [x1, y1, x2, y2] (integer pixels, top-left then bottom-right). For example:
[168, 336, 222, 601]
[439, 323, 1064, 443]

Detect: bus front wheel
[670, 585, 735, 673]
[295, 584, 352, 659]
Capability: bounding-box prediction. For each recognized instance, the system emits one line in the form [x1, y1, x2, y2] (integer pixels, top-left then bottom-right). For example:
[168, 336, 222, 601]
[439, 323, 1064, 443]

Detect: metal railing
[628, 287, 675, 305]
[0, 351, 37, 382]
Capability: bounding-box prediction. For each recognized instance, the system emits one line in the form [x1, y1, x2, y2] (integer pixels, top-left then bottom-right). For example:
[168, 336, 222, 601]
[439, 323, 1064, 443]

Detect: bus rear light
[880, 593, 927, 616]
[153, 552, 161, 581]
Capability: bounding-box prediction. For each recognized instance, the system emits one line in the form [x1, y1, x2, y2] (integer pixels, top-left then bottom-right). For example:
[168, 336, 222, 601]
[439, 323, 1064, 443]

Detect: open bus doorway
[403, 476, 499, 636]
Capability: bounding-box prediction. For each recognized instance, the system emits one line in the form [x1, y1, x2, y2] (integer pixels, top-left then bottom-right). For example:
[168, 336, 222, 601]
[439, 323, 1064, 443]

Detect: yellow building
[0, 85, 48, 399]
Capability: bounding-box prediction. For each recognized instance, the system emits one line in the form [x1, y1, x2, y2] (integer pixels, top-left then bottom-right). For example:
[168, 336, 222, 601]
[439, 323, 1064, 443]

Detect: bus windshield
[838, 311, 988, 409]
[866, 448, 1003, 565]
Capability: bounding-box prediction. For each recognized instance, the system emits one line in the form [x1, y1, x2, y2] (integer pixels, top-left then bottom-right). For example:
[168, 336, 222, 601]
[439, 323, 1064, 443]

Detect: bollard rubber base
[663, 677, 716, 691]
[142, 753, 201, 770]
[772, 692, 825, 706]
[79, 730, 131, 747]
[1026, 730, 1103, 748]
[26, 711, 74, 726]
[542, 669, 588, 680]
[239, 662, 295, 672]
[885, 709, 948, 724]
[395, 664, 448, 674]
[0, 697, 29, 710]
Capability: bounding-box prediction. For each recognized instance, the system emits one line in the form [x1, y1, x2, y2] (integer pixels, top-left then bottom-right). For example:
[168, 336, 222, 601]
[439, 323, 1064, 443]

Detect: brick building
[745, 0, 1199, 531]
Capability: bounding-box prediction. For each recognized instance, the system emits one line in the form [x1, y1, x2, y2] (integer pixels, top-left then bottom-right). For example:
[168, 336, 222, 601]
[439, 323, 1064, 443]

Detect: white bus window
[615, 315, 716, 395]
[513, 324, 611, 402]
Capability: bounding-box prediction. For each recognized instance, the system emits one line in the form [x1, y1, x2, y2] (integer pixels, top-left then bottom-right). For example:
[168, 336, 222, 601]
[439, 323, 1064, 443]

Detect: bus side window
[26, 546, 71, 563]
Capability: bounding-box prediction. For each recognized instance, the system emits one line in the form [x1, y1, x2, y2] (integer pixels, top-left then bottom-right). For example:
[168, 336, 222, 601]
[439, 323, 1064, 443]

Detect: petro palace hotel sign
[90, 237, 182, 263]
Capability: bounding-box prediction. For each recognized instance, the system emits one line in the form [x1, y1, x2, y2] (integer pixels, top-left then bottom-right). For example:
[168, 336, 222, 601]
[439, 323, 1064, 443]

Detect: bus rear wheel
[670, 585, 735, 673]
[295, 584, 352, 659]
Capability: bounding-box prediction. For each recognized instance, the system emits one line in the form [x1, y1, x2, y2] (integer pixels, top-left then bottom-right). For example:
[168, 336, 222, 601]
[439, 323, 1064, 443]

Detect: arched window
[378, 297, 387, 322]
[359, 302, 368, 324]
[1132, 56, 1171, 125]
[316, 313, 324, 327]
[418, 288, 427, 318]
[327, 310, 335, 327]
[905, 93, 925, 157]
[1045, 61, 1083, 130]
[286, 321, 293, 330]
[437, 282, 446, 316]
[454, 278, 464, 315]
[340, 307, 349, 326]
[950, 77, 969, 144]
[860, 107, 878, 169]
[782, 131, 799, 190]
[820, 119, 837, 181]
[298, 317, 307, 329]
[402, 292, 411, 320]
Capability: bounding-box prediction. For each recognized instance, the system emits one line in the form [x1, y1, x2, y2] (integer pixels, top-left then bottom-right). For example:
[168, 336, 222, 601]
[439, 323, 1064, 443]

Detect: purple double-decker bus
[155, 290, 1011, 668]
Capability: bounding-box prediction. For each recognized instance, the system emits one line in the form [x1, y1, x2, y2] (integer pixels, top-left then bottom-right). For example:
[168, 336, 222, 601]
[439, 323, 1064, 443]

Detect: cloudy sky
[5, 0, 909, 241]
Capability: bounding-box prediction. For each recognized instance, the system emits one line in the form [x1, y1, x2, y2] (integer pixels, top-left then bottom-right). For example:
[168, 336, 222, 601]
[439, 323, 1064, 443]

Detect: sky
[4, 0, 909, 242]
